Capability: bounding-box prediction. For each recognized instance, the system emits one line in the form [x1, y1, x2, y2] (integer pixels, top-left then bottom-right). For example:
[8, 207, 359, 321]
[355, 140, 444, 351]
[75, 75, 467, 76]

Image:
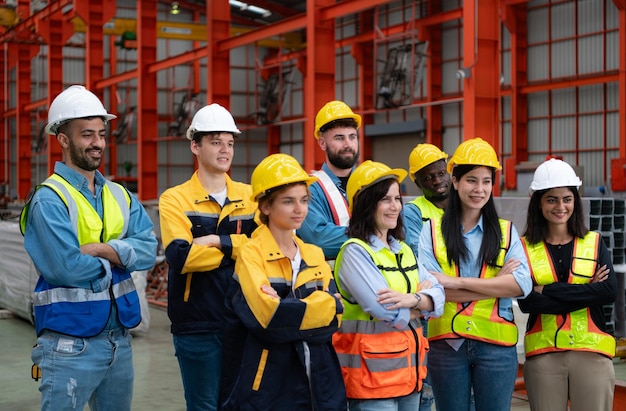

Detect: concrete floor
[1, 305, 625, 411]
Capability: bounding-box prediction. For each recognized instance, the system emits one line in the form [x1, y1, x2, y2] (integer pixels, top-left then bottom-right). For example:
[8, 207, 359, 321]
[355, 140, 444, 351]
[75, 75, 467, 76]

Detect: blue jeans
[31, 327, 134, 411]
[173, 332, 222, 411]
[349, 391, 420, 411]
[419, 318, 433, 411]
[428, 339, 517, 411]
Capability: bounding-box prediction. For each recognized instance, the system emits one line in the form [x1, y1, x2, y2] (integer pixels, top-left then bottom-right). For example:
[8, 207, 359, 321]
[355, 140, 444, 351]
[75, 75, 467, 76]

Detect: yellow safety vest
[428, 219, 519, 346]
[409, 196, 444, 222]
[333, 238, 428, 399]
[522, 233, 616, 358]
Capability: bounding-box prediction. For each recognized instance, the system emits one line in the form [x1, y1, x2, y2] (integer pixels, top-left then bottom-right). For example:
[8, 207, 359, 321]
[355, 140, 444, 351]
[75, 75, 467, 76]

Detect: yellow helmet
[250, 154, 318, 201]
[447, 137, 501, 174]
[408, 143, 448, 181]
[314, 100, 362, 139]
[347, 160, 407, 211]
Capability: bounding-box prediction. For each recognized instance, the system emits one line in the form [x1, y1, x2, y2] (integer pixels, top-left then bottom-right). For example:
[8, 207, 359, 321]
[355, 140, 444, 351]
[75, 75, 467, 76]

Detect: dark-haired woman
[418, 138, 532, 411]
[518, 158, 616, 411]
[333, 160, 444, 411]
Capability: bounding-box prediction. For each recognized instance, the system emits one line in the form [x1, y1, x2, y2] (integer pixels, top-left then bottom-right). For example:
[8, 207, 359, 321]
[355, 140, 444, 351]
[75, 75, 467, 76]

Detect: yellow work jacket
[428, 219, 519, 346]
[333, 238, 428, 399]
[522, 233, 616, 358]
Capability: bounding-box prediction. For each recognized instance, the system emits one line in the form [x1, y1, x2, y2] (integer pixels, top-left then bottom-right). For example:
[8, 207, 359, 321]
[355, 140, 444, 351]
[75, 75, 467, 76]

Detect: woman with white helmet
[221, 153, 346, 410]
[518, 158, 616, 411]
[332, 160, 444, 411]
[417, 138, 532, 411]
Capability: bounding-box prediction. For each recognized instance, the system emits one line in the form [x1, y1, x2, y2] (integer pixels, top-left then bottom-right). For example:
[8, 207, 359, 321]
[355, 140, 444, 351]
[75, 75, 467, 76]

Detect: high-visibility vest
[21, 174, 141, 337]
[333, 238, 428, 399]
[428, 219, 519, 346]
[409, 196, 443, 222]
[522, 233, 616, 358]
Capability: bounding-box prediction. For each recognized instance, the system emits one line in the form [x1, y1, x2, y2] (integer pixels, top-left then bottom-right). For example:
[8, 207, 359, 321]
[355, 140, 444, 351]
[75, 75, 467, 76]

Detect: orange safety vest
[522, 233, 616, 358]
[428, 219, 519, 346]
[333, 238, 428, 399]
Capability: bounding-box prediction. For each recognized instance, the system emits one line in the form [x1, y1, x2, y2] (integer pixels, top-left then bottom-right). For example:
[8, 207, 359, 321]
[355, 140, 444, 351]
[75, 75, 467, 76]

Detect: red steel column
[304, 0, 336, 172]
[502, 1, 529, 190]
[136, 1, 158, 200]
[0, 44, 7, 193]
[16, 44, 33, 199]
[207, 1, 232, 107]
[610, 0, 626, 190]
[462, 0, 501, 194]
[36, 12, 71, 176]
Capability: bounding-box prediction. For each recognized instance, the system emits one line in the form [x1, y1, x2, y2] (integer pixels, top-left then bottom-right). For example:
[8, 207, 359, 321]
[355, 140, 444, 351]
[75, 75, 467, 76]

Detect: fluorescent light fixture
[170, 2, 180, 15]
[229, 0, 272, 18]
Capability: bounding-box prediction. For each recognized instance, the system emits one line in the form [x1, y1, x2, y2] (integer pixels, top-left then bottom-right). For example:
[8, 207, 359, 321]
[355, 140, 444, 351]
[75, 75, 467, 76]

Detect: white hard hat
[186, 103, 241, 140]
[529, 158, 582, 194]
[45, 85, 116, 135]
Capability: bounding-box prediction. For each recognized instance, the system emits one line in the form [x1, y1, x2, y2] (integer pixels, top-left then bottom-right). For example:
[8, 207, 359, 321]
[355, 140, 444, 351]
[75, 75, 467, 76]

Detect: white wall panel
[551, 2, 574, 39]
[527, 6, 548, 43]
[551, 88, 575, 116]
[578, 114, 603, 149]
[579, 84, 603, 113]
[527, 119, 548, 152]
[551, 39, 575, 78]
[578, 36, 604, 74]
[550, 118, 576, 152]
[527, 45, 548, 81]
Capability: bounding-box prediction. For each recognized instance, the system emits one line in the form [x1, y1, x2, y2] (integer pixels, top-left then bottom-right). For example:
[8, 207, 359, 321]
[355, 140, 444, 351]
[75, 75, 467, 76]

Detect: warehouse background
[0, 0, 624, 203]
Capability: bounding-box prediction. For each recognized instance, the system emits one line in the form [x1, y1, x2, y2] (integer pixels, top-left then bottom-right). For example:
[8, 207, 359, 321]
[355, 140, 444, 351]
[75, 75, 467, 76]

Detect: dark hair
[348, 178, 405, 243]
[523, 186, 588, 245]
[319, 118, 358, 135]
[441, 164, 501, 267]
[193, 131, 235, 145]
[56, 116, 106, 136]
[258, 182, 309, 225]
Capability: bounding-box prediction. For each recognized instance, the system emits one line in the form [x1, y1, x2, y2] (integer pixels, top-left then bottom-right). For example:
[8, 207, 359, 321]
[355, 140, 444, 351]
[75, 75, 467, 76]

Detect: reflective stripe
[33, 287, 110, 306]
[312, 170, 350, 226]
[43, 179, 79, 234]
[33, 276, 138, 306]
[340, 319, 412, 333]
[106, 181, 130, 238]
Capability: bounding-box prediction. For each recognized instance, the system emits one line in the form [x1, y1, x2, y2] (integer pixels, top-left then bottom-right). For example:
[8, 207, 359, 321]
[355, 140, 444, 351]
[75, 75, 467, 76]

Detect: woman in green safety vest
[518, 158, 617, 411]
[333, 160, 445, 411]
[417, 138, 532, 411]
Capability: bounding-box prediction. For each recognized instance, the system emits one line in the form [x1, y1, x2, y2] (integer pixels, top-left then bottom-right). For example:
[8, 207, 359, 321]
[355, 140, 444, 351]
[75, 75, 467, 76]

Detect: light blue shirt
[418, 216, 532, 323]
[336, 234, 445, 330]
[23, 162, 157, 291]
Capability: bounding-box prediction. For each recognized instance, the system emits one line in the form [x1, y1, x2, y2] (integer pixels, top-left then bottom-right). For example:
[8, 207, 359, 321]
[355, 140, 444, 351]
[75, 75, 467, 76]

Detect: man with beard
[20, 85, 157, 411]
[403, 143, 451, 411]
[297, 100, 361, 261]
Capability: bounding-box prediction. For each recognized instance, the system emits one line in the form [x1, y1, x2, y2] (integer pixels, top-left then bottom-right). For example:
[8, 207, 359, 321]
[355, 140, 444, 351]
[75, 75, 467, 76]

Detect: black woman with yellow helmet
[221, 153, 346, 410]
[417, 137, 532, 411]
[332, 159, 445, 411]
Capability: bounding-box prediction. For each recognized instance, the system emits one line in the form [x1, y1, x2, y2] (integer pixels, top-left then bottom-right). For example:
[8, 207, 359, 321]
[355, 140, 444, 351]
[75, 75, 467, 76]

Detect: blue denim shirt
[418, 216, 532, 322]
[23, 162, 157, 325]
[297, 162, 351, 259]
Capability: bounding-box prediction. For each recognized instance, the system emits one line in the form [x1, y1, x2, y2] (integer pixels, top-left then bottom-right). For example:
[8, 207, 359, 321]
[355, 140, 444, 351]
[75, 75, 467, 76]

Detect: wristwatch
[412, 293, 422, 310]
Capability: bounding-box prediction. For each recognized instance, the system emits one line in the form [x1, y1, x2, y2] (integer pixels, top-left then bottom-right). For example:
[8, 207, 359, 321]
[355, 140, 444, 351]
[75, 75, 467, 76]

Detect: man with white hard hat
[158, 103, 258, 410]
[20, 85, 158, 411]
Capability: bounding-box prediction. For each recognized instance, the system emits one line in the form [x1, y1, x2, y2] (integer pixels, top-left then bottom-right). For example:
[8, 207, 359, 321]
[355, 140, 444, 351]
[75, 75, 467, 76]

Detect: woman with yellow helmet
[519, 158, 616, 411]
[417, 138, 532, 411]
[332, 160, 444, 411]
[221, 153, 346, 410]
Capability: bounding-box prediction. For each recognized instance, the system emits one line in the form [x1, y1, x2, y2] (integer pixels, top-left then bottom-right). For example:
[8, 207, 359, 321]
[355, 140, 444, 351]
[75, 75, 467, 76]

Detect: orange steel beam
[501, 1, 529, 190]
[0, 44, 6, 190]
[136, 1, 158, 201]
[418, 2, 444, 149]
[304, 0, 336, 172]
[462, 0, 501, 195]
[41, 13, 68, 178]
[352, 9, 375, 162]
[16, 44, 32, 200]
[206, 1, 232, 108]
[108, 40, 118, 178]
[615, 0, 626, 160]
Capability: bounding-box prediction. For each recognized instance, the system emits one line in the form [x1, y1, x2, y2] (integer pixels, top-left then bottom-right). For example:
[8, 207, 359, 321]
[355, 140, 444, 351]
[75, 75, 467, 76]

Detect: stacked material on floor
[0, 220, 151, 332]
[0, 220, 37, 323]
